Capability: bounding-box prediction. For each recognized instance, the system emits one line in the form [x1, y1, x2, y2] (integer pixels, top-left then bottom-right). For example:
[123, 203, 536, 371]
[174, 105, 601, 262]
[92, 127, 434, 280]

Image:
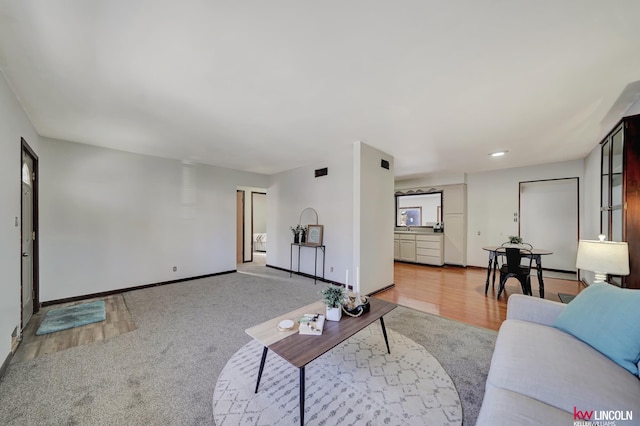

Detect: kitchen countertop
[394, 230, 443, 235]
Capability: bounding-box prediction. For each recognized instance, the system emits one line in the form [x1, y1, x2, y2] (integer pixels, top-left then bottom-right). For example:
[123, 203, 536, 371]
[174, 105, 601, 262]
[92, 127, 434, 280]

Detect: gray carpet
[0, 263, 496, 425]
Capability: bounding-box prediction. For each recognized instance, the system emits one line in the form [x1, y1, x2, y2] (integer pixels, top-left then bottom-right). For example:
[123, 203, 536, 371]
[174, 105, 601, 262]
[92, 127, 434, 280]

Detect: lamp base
[594, 271, 607, 283]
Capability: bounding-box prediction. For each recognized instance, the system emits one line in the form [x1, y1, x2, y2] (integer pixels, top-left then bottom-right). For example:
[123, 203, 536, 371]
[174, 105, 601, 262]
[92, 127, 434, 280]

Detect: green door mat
[36, 300, 106, 335]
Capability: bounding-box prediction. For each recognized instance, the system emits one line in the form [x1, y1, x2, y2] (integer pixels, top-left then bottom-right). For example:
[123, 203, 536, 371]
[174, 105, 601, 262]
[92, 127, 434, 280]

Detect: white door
[21, 149, 35, 328]
[519, 178, 579, 272]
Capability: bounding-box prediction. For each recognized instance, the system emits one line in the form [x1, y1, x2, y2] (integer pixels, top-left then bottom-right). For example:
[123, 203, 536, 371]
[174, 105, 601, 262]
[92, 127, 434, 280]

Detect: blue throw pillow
[554, 283, 640, 375]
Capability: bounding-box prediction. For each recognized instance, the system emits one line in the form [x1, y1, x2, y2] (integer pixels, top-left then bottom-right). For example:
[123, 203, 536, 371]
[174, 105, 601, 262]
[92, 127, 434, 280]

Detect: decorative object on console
[343, 294, 370, 317]
[298, 314, 325, 335]
[320, 284, 346, 321]
[575, 235, 629, 284]
[277, 319, 295, 332]
[306, 224, 323, 246]
[290, 225, 306, 244]
[343, 266, 370, 317]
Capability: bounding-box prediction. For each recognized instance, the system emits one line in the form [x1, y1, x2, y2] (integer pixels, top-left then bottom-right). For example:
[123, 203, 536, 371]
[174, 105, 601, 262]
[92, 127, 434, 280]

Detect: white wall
[267, 141, 395, 294]
[626, 98, 640, 116]
[354, 142, 395, 295]
[0, 72, 41, 362]
[38, 138, 268, 301]
[466, 160, 585, 267]
[267, 148, 354, 284]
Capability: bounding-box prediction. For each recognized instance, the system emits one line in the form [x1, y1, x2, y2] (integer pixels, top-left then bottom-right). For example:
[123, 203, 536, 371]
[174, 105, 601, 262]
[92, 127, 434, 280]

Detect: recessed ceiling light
[489, 151, 508, 157]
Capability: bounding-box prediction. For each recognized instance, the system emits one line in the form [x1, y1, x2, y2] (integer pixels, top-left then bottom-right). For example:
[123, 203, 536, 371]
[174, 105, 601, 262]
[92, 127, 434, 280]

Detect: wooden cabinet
[601, 114, 640, 288]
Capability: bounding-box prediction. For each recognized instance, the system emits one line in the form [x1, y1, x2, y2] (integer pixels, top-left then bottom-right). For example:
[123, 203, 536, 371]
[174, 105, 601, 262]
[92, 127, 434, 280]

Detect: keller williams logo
[573, 406, 633, 425]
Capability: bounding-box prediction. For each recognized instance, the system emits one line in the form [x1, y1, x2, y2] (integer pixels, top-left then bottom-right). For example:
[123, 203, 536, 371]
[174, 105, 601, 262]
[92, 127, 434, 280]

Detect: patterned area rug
[213, 325, 462, 425]
[35, 300, 106, 335]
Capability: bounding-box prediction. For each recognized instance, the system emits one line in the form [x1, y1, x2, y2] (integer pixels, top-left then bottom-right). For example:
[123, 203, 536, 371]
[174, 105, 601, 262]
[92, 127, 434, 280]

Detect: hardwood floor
[12, 294, 136, 363]
[375, 262, 585, 331]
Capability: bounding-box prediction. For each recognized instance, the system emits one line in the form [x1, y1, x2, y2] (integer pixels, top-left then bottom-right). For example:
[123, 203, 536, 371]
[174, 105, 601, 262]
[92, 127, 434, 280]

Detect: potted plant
[320, 285, 346, 321]
[508, 235, 523, 245]
[290, 225, 304, 243]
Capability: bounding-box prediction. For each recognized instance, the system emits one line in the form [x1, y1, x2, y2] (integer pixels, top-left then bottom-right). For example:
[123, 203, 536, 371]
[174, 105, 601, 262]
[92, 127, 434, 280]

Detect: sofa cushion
[476, 385, 572, 426]
[553, 282, 640, 375]
[487, 319, 640, 415]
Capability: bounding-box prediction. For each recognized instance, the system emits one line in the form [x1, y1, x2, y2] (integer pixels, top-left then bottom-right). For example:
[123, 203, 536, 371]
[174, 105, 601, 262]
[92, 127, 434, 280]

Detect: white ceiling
[1, 1, 640, 179]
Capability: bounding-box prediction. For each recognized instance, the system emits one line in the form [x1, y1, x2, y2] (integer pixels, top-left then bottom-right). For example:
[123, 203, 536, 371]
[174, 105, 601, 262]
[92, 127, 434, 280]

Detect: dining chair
[497, 246, 533, 298]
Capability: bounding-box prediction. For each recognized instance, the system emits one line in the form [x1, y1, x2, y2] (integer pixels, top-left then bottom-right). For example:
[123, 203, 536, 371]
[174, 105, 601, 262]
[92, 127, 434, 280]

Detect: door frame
[518, 177, 580, 273]
[237, 190, 245, 264]
[21, 137, 40, 329]
[251, 191, 267, 258]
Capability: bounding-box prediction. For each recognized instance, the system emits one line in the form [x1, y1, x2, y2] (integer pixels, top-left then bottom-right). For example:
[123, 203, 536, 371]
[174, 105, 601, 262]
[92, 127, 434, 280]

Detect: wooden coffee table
[245, 297, 397, 425]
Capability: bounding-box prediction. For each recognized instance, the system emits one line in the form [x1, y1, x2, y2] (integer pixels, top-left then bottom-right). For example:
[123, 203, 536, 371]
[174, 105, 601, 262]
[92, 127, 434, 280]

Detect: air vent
[315, 167, 328, 177]
[381, 159, 390, 170]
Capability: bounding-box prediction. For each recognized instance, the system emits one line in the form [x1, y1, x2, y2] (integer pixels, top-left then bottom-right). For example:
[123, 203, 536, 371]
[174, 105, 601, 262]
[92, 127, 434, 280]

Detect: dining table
[482, 246, 553, 298]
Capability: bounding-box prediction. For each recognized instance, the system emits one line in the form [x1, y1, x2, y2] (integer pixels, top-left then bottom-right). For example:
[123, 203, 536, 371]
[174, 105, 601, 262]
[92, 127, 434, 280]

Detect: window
[22, 162, 31, 186]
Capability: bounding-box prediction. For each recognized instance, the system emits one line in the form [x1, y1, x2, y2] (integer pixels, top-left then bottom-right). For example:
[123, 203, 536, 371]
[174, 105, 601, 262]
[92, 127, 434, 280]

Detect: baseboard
[266, 264, 335, 285]
[266, 264, 289, 273]
[266, 264, 395, 295]
[368, 283, 395, 296]
[41, 270, 236, 307]
[0, 350, 13, 383]
[465, 265, 487, 271]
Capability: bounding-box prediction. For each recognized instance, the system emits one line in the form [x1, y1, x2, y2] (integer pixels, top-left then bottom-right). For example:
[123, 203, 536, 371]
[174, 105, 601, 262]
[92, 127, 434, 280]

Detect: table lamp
[575, 235, 630, 284]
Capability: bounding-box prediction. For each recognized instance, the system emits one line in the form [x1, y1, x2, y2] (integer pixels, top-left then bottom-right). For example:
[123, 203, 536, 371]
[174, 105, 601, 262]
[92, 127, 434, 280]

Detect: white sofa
[477, 294, 640, 425]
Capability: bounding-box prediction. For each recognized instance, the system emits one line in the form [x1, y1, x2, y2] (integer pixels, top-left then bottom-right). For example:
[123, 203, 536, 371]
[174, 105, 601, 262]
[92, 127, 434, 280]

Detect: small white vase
[326, 306, 342, 321]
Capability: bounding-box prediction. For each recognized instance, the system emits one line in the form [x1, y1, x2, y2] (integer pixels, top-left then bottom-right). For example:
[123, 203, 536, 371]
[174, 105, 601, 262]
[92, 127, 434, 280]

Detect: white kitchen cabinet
[395, 233, 444, 265]
[399, 234, 416, 262]
[444, 213, 466, 265]
[416, 234, 444, 265]
[393, 233, 400, 259]
[443, 184, 466, 215]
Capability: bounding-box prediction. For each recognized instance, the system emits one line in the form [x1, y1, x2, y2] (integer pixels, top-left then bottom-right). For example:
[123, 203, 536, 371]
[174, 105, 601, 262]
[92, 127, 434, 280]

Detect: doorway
[519, 178, 579, 273]
[236, 190, 244, 264]
[251, 192, 267, 265]
[21, 138, 39, 330]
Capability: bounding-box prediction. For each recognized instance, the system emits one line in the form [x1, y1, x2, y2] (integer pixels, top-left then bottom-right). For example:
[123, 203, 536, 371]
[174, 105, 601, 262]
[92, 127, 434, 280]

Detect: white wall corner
[353, 142, 394, 295]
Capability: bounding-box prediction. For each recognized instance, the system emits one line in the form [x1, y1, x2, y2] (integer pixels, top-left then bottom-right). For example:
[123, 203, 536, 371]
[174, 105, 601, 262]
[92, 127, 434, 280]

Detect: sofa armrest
[506, 294, 566, 326]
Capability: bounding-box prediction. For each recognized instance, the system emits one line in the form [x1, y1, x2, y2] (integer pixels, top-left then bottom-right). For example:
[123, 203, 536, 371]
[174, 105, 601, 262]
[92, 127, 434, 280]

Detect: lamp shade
[576, 239, 630, 276]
